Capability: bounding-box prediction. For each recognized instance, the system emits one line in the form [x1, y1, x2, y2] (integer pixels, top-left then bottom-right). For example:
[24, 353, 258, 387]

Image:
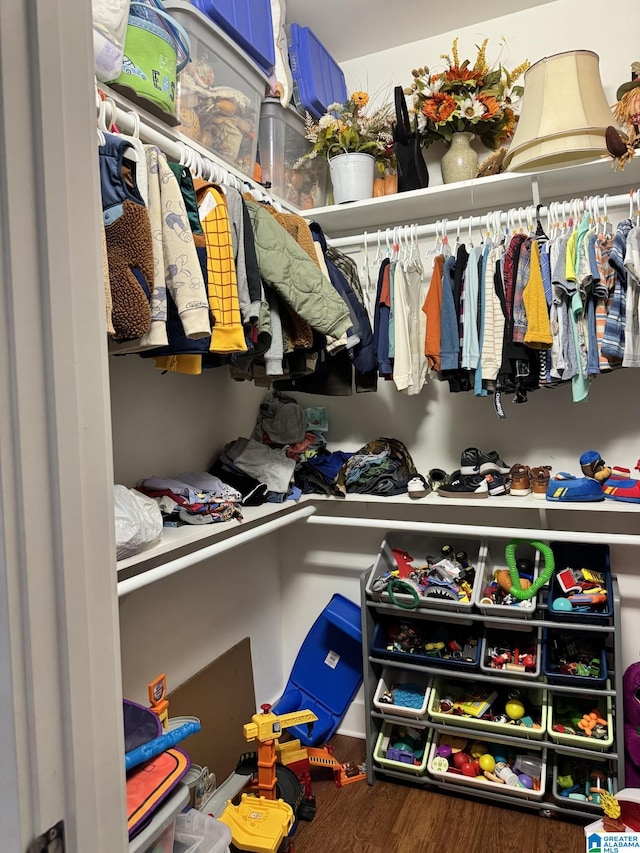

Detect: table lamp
[504, 50, 617, 172]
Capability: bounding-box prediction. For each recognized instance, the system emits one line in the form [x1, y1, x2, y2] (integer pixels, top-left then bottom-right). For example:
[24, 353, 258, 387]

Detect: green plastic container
[111, 1, 190, 118]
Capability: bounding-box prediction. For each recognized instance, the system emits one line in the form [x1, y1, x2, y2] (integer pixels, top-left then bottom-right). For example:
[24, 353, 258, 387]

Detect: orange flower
[351, 91, 369, 107]
[444, 66, 483, 84]
[422, 93, 457, 123]
[501, 107, 516, 138]
[478, 95, 500, 120]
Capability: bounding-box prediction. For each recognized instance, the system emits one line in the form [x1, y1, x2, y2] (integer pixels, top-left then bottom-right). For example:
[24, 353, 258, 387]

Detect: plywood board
[167, 638, 256, 784]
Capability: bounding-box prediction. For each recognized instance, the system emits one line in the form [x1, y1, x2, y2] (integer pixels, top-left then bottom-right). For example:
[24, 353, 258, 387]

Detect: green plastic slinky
[387, 578, 420, 610]
[504, 540, 555, 601]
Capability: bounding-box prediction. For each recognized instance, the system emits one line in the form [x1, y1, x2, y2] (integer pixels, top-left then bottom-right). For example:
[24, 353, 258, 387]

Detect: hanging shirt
[440, 255, 459, 371]
[423, 255, 445, 372]
[523, 240, 553, 349]
[623, 226, 640, 367]
[461, 245, 483, 370]
[481, 245, 506, 381]
[602, 219, 633, 364]
[195, 181, 247, 354]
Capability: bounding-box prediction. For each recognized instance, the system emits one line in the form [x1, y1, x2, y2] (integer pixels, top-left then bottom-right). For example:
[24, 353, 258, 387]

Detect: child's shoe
[484, 471, 509, 496]
[509, 464, 531, 496]
[530, 466, 552, 500]
[546, 473, 604, 502]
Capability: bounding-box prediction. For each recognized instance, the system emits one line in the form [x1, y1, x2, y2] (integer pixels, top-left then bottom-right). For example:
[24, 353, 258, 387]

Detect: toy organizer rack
[360, 535, 623, 820]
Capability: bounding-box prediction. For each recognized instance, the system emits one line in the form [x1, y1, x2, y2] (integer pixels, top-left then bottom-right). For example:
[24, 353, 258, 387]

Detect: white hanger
[467, 214, 474, 249]
[374, 230, 383, 268]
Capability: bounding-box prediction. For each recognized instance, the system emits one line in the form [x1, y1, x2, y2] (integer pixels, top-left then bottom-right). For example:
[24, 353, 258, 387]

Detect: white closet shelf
[117, 493, 640, 595]
[306, 155, 640, 238]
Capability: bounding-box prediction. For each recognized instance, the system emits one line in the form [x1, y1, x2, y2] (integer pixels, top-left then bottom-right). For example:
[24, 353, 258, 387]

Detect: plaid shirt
[602, 219, 633, 363]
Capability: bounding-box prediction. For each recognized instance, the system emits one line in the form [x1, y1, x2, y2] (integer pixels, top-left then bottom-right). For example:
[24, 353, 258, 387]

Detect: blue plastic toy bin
[542, 629, 608, 689]
[271, 594, 363, 746]
[288, 24, 347, 120]
[192, 0, 274, 74]
[370, 616, 481, 672]
[546, 542, 613, 624]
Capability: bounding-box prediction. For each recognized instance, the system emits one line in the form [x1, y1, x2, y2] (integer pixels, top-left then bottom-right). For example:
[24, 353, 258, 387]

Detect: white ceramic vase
[328, 152, 375, 204]
[440, 132, 479, 184]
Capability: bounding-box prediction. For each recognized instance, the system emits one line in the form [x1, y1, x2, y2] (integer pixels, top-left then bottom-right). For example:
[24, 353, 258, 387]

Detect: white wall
[341, 0, 637, 106]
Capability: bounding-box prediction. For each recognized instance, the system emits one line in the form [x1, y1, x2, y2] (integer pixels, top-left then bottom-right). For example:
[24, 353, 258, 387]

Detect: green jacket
[245, 200, 352, 341]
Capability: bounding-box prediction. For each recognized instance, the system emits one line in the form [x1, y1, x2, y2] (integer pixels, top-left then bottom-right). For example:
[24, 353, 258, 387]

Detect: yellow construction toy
[218, 703, 318, 853]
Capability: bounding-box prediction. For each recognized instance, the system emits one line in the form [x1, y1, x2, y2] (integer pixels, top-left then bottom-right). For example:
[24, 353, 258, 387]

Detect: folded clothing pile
[135, 471, 243, 525]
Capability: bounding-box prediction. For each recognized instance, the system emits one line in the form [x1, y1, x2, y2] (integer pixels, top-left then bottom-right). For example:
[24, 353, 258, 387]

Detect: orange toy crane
[243, 704, 318, 800]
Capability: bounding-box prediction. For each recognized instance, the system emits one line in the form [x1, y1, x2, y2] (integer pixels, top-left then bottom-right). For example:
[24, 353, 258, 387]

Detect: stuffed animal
[623, 662, 640, 786]
[579, 450, 613, 483]
[605, 62, 640, 169]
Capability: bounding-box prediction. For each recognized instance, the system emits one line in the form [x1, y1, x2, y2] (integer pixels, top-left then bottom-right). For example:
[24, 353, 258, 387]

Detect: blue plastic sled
[272, 594, 362, 746]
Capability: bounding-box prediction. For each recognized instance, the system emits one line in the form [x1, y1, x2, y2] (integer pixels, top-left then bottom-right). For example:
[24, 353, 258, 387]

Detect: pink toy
[623, 662, 640, 786]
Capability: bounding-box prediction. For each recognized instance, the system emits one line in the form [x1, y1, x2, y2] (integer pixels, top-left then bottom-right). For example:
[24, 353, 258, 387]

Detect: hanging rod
[117, 504, 316, 597]
[97, 85, 284, 208]
[327, 188, 639, 249]
[306, 514, 640, 547]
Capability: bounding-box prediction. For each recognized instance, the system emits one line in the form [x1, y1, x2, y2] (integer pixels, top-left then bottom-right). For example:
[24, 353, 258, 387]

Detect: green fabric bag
[110, 0, 190, 117]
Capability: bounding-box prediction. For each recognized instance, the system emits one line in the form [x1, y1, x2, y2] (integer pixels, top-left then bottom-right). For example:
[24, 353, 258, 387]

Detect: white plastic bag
[114, 485, 163, 560]
[93, 0, 131, 82]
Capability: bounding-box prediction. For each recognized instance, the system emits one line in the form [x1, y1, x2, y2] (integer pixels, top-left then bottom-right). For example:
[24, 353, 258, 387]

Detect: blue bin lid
[192, 0, 275, 75]
[288, 24, 347, 120]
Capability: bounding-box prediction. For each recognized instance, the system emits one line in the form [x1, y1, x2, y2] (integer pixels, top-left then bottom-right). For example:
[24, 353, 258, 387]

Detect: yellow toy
[218, 703, 318, 853]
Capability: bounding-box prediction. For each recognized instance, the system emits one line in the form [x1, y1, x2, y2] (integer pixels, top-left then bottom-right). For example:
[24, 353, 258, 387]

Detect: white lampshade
[504, 50, 616, 172]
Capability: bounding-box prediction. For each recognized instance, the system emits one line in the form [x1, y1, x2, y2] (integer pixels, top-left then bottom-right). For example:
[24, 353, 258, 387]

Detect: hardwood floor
[290, 735, 588, 853]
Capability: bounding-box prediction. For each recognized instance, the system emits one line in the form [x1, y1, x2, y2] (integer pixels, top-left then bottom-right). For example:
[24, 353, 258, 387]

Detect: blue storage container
[271, 594, 363, 746]
[288, 24, 347, 120]
[542, 629, 608, 689]
[370, 618, 481, 672]
[191, 0, 275, 74]
[546, 542, 613, 625]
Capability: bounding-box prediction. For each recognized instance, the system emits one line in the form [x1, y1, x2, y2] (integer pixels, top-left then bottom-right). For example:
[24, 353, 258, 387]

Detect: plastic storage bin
[173, 808, 232, 853]
[546, 542, 613, 624]
[258, 99, 328, 209]
[547, 683, 614, 752]
[370, 616, 481, 672]
[427, 677, 547, 740]
[373, 721, 431, 776]
[372, 669, 431, 719]
[542, 628, 608, 689]
[480, 625, 542, 679]
[288, 24, 347, 119]
[191, 0, 274, 75]
[366, 532, 485, 614]
[473, 540, 542, 620]
[427, 732, 546, 801]
[552, 754, 617, 811]
[165, 1, 267, 176]
[141, 820, 175, 853]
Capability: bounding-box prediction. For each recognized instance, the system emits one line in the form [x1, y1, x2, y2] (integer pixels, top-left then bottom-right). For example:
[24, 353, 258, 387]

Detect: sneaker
[530, 466, 552, 500]
[427, 468, 448, 491]
[438, 470, 489, 499]
[478, 450, 511, 474]
[602, 477, 640, 503]
[407, 475, 431, 499]
[509, 464, 531, 496]
[484, 471, 509, 496]
[546, 473, 604, 502]
[460, 448, 510, 475]
[460, 448, 482, 475]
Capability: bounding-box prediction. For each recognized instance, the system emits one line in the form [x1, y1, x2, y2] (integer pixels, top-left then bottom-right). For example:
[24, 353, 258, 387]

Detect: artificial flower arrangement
[406, 38, 530, 149]
[295, 91, 395, 168]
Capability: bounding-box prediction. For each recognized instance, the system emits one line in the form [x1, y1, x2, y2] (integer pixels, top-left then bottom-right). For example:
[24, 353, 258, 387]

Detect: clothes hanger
[467, 214, 474, 249]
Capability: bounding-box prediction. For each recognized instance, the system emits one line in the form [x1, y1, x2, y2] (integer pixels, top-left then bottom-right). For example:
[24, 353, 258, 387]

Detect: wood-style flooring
[290, 735, 588, 853]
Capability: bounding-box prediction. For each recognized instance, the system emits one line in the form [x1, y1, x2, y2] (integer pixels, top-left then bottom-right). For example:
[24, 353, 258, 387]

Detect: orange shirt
[423, 255, 445, 371]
